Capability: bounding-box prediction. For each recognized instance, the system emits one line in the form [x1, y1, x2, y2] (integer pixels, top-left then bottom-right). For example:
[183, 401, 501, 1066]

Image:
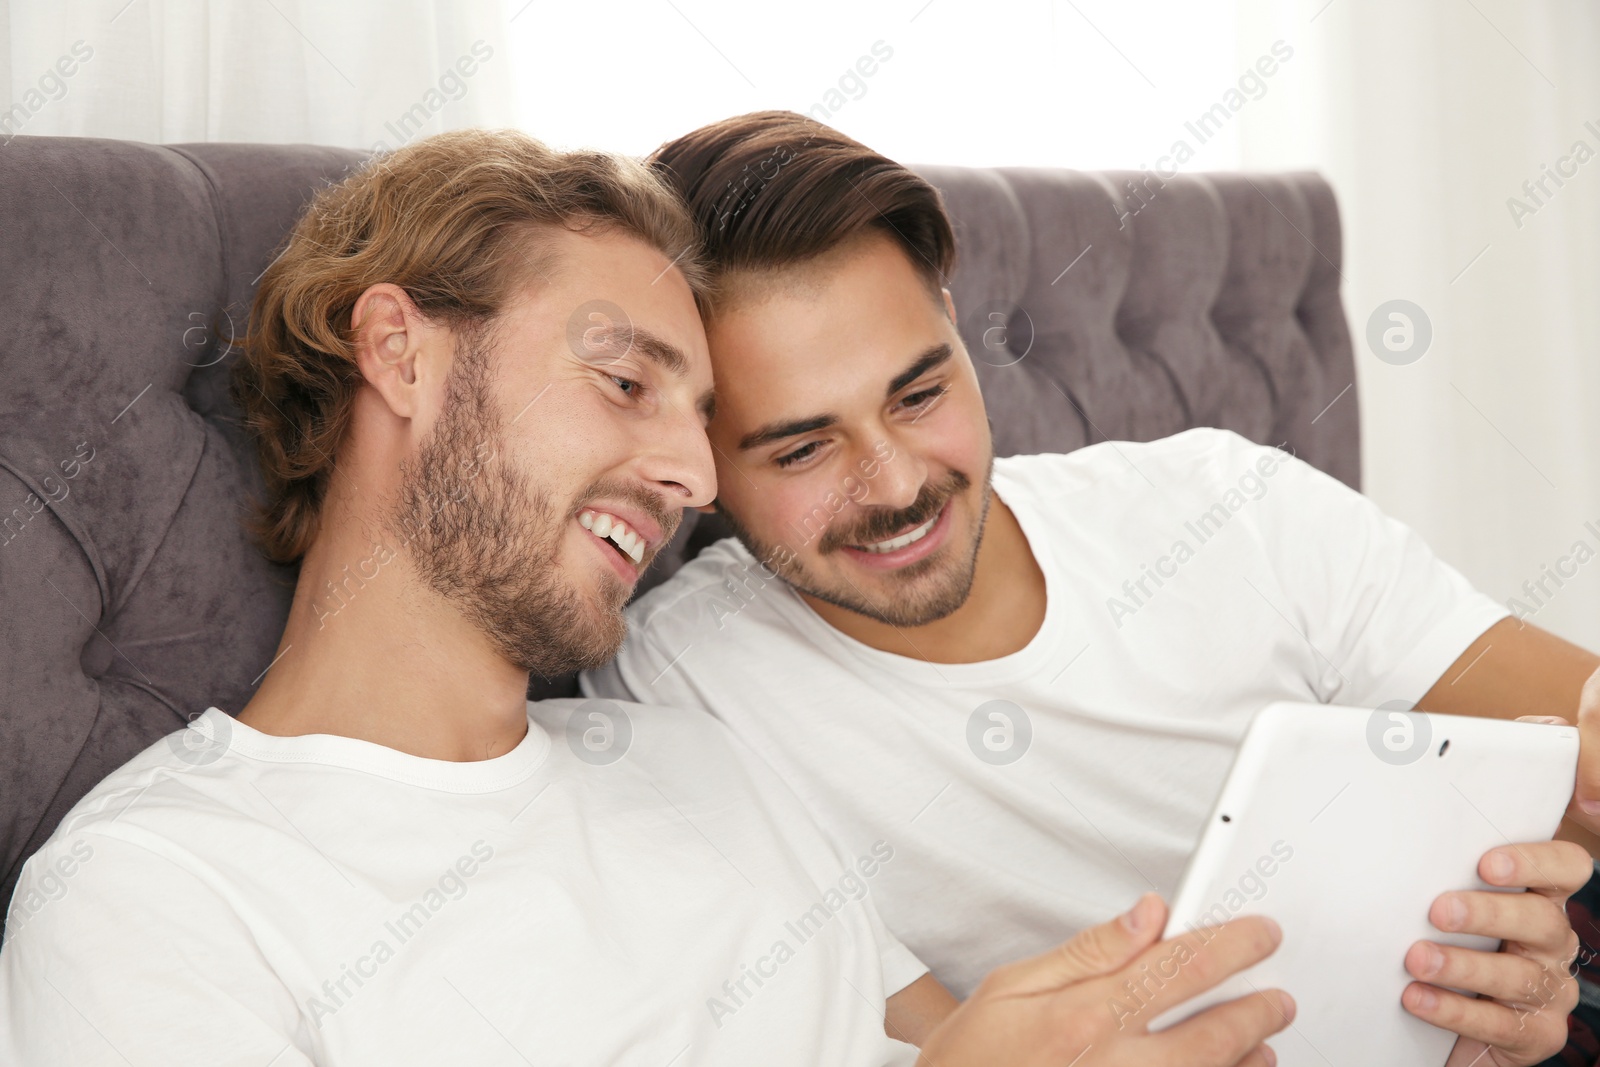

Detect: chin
[486, 575, 631, 679]
[871, 577, 976, 627]
[795, 555, 975, 629]
[512, 613, 625, 678]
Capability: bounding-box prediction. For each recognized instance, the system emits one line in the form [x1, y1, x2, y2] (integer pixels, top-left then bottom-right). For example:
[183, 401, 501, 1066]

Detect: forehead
[509, 226, 711, 381]
[704, 234, 947, 414]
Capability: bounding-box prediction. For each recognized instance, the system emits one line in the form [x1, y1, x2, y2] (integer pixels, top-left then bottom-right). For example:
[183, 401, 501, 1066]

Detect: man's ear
[940, 287, 957, 325]
[351, 283, 436, 419]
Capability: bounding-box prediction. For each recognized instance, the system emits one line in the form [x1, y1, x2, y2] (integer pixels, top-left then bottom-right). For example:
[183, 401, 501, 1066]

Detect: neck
[802, 493, 1047, 664]
[238, 510, 531, 762]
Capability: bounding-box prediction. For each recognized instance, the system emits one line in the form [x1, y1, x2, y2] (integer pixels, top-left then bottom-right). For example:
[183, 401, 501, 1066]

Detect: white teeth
[858, 513, 938, 554]
[579, 509, 647, 566]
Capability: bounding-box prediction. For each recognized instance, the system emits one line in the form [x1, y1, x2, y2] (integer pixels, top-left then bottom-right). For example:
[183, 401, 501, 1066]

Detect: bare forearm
[1416, 618, 1599, 721]
[886, 973, 960, 1047]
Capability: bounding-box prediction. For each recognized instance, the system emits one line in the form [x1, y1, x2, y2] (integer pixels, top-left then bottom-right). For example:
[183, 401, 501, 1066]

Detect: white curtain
[1, 0, 515, 146]
[1238, 0, 1600, 649]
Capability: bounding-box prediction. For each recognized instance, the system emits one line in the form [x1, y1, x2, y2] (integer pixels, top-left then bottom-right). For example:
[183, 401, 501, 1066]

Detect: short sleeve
[1222, 431, 1509, 706]
[863, 892, 930, 997]
[1, 830, 314, 1067]
[807, 832, 926, 998]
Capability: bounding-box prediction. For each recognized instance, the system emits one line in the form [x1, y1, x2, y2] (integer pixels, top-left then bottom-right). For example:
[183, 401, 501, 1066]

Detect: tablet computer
[1151, 701, 1578, 1066]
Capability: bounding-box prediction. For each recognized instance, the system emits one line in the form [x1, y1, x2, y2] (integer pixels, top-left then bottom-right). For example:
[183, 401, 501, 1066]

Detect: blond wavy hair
[232, 128, 707, 565]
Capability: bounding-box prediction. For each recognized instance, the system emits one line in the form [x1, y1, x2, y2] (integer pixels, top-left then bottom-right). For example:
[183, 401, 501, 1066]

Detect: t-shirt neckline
[189, 704, 552, 794]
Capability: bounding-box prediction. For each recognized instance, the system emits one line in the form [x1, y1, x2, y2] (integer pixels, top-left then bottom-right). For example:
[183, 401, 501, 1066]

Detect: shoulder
[626, 536, 759, 625]
[999, 427, 1276, 481]
[5, 727, 246, 938]
[13, 712, 285, 903]
[997, 428, 1296, 501]
[44, 724, 237, 842]
[618, 535, 796, 654]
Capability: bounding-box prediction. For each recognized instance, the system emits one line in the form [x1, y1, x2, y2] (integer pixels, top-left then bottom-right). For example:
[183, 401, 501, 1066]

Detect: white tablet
[1151, 701, 1578, 1066]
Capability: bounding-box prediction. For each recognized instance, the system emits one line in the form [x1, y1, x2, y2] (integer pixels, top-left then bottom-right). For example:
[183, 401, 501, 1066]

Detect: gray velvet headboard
[0, 136, 1357, 923]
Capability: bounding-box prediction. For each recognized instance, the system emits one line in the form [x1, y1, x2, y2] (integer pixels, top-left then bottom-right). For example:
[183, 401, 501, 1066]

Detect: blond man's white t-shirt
[585, 428, 1509, 996]
[0, 700, 924, 1065]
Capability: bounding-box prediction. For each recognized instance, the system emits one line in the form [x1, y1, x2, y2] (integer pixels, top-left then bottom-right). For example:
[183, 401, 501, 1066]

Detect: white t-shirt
[0, 701, 924, 1066]
[584, 428, 1509, 997]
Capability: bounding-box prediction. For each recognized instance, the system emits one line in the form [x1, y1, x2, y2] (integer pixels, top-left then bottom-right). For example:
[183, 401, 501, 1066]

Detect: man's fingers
[1432, 888, 1573, 948]
[1047, 893, 1166, 984]
[1475, 841, 1593, 897]
[983, 893, 1167, 996]
[1148, 987, 1294, 1066]
[1403, 982, 1572, 1058]
[1405, 940, 1562, 1006]
[1110, 915, 1284, 1027]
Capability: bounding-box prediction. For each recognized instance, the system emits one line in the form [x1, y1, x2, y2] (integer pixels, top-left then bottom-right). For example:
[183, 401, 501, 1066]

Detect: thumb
[984, 893, 1167, 997]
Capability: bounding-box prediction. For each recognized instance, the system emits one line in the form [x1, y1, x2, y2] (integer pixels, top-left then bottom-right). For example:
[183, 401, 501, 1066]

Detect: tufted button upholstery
[0, 138, 1356, 924]
[919, 165, 1357, 484]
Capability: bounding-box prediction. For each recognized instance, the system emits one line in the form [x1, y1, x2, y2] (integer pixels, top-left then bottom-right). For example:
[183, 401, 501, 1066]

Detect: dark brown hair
[648, 111, 955, 301]
[233, 128, 706, 565]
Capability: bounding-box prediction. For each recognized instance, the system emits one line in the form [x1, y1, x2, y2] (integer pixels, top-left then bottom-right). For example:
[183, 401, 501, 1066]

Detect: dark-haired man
[1, 129, 1304, 1067]
[585, 111, 1596, 1066]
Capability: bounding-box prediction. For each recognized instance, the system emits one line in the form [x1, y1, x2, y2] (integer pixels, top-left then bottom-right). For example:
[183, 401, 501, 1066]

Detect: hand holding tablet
[1151, 703, 1586, 1067]
[917, 893, 1296, 1067]
[1405, 836, 1587, 1067]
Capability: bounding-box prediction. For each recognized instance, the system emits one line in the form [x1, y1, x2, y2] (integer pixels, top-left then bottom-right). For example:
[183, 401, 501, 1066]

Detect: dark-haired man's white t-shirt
[0, 702, 923, 1065]
[584, 428, 1509, 997]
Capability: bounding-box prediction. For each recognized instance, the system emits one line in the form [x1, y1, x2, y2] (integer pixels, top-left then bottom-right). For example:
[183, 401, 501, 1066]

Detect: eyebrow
[579, 322, 689, 377]
[887, 343, 953, 397]
[736, 343, 955, 452]
[738, 413, 838, 452]
[622, 326, 688, 377]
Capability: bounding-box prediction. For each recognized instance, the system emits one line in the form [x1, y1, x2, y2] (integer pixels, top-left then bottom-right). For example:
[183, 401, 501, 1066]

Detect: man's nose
[639, 407, 717, 507]
[865, 442, 927, 511]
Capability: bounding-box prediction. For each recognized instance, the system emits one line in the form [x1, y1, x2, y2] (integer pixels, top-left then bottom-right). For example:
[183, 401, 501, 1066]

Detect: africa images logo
[566, 699, 632, 766]
[1366, 702, 1433, 766]
[966, 699, 1033, 765]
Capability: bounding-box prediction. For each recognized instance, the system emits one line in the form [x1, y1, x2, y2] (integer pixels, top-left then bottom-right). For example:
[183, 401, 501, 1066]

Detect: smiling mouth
[852, 510, 941, 554]
[578, 510, 646, 564]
